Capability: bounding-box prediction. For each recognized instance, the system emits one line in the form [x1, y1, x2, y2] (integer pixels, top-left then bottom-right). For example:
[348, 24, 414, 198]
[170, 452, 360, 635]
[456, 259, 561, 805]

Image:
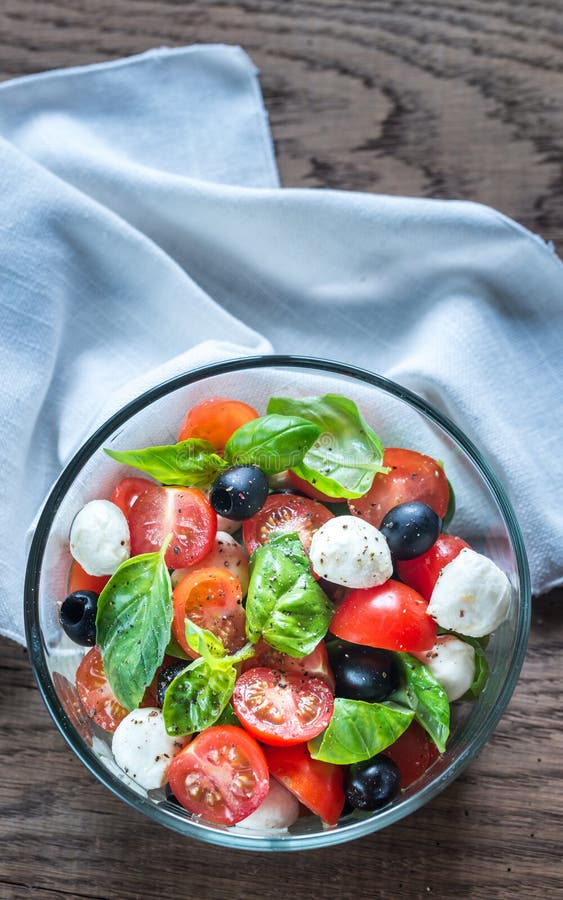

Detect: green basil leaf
[96, 542, 173, 710]
[267, 394, 387, 499]
[245, 533, 334, 657]
[214, 702, 242, 727]
[184, 618, 227, 662]
[453, 635, 489, 701]
[229, 642, 257, 665]
[393, 653, 450, 752]
[105, 439, 227, 488]
[443, 478, 456, 529]
[224, 414, 321, 475]
[183, 615, 254, 668]
[308, 697, 414, 764]
[164, 635, 191, 661]
[163, 658, 236, 736]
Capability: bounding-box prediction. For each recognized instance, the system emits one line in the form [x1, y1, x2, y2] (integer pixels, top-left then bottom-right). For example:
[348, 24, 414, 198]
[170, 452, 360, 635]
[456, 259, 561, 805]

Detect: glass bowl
[24, 355, 531, 851]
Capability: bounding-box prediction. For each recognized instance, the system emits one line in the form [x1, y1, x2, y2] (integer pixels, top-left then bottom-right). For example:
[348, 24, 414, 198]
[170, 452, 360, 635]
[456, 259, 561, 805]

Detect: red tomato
[52, 672, 94, 746]
[329, 579, 437, 652]
[172, 567, 245, 657]
[242, 494, 334, 557]
[177, 397, 259, 452]
[167, 725, 269, 825]
[110, 476, 152, 516]
[241, 638, 335, 693]
[382, 721, 440, 788]
[75, 646, 129, 732]
[287, 470, 346, 504]
[397, 533, 470, 601]
[68, 561, 109, 595]
[263, 742, 345, 825]
[232, 667, 334, 747]
[128, 484, 216, 568]
[348, 448, 450, 529]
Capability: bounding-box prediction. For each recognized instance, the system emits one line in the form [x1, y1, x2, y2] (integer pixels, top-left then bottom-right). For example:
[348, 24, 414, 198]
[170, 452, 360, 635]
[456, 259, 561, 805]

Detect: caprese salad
[59, 393, 511, 830]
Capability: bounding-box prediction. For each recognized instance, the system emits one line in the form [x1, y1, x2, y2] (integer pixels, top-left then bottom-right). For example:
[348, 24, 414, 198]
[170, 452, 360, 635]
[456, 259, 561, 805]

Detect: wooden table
[1, 3, 562, 898]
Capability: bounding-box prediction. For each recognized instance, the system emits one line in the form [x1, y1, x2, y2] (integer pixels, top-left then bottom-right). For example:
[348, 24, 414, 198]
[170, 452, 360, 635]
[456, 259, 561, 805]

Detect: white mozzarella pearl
[427, 548, 511, 637]
[413, 635, 476, 702]
[309, 516, 393, 588]
[233, 778, 300, 831]
[69, 499, 130, 576]
[112, 708, 188, 791]
[171, 531, 249, 594]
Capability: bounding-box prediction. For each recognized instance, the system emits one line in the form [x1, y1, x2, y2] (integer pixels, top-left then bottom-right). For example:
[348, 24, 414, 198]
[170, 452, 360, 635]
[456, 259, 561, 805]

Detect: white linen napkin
[1, 45, 562, 645]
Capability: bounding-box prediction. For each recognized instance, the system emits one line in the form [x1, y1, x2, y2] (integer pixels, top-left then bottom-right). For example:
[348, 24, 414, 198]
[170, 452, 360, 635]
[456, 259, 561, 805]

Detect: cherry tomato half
[263, 742, 345, 825]
[232, 667, 334, 747]
[242, 494, 334, 557]
[348, 448, 450, 529]
[128, 484, 216, 568]
[110, 476, 152, 517]
[329, 579, 437, 653]
[287, 470, 346, 504]
[68, 561, 109, 596]
[75, 646, 129, 732]
[177, 397, 259, 452]
[396, 533, 471, 601]
[172, 567, 245, 657]
[241, 638, 336, 693]
[167, 725, 270, 825]
[382, 721, 440, 788]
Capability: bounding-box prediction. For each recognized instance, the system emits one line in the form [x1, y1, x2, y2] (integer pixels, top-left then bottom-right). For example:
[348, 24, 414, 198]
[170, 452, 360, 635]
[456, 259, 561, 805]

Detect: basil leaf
[224, 414, 321, 475]
[246, 533, 334, 657]
[455, 635, 489, 701]
[164, 635, 191, 661]
[163, 658, 236, 736]
[215, 702, 242, 727]
[393, 653, 450, 752]
[267, 394, 387, 499]
[184, 618, 227, 662]
[443, 478, 456, 529]
[105, 439, 227, 488]
[308, 697, 414, 764]
[96, 542, 173, 710]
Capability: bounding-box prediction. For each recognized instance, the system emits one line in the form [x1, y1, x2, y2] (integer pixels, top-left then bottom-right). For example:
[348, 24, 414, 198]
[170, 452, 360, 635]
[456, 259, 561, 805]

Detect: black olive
[380, 501, 441, 560]
[156, 661, 187, 707]
[210, 465, 269, 520]
[327, 639, 399, 702]
[59, 590, 98, 646]
[344, 755, 401, 811]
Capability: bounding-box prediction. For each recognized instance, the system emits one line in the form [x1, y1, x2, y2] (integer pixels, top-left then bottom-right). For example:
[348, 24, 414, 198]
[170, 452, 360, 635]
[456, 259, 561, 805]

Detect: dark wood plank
[1, 2, 563, 897]
[2, 0, 563, 248]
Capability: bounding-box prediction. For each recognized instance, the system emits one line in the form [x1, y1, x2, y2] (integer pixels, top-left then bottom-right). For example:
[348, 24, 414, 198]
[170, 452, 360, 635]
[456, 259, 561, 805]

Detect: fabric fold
[1, 45, 562, 644]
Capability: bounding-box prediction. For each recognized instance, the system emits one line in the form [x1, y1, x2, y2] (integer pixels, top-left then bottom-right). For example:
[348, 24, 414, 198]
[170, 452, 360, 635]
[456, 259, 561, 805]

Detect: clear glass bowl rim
[24, 354, 531, 851]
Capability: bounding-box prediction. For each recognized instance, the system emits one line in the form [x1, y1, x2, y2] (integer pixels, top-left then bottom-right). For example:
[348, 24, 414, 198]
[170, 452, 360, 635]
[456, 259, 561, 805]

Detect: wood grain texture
[3, 0, 563, 247]
[1, 2, 563, 897]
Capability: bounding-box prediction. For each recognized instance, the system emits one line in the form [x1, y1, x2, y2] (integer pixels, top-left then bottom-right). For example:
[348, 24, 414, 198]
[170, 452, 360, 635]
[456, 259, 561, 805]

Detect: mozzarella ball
[413, 635, 476, 702]
[112, 708, 188, 791]
[69, 499, 130, 576]
[427, 548, 511, 637]
[233, 778, 300, 831]
[171, 532, 249, 594]
[309, 516, 393, 588]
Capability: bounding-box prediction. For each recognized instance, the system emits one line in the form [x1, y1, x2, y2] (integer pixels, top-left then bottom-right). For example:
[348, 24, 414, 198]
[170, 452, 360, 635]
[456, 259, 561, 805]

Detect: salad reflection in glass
[59, 393, 511, 829]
